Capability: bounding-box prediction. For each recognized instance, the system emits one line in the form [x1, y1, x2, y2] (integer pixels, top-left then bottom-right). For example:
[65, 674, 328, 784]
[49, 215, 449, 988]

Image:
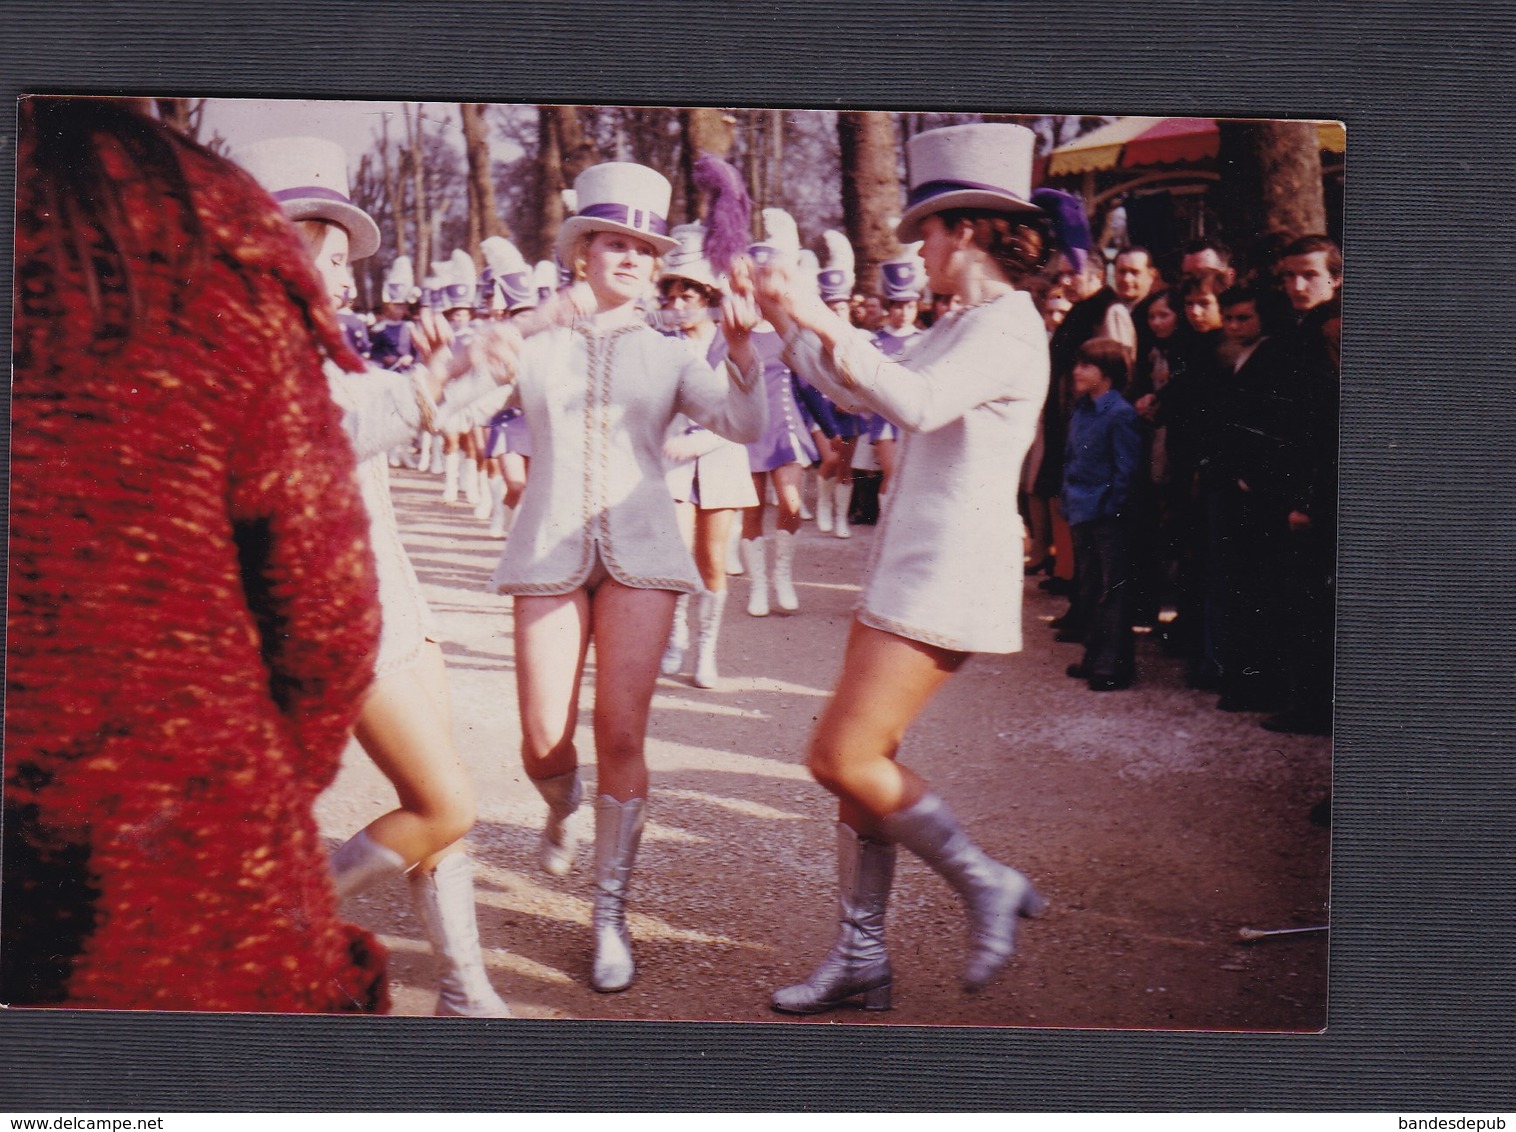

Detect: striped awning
[1047, 117, 1346, 178]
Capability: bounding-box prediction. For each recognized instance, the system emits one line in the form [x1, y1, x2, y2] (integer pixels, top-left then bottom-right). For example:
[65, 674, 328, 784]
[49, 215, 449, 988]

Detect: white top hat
[441, 249, 477, 311]
[661, 223, 721, 291]
[482, 236, 537, 310]
[555, 162, 680, 261]
[895, 123, 1041, 243]
[234, 136, 381, 261]
[382, 256, 415, 304]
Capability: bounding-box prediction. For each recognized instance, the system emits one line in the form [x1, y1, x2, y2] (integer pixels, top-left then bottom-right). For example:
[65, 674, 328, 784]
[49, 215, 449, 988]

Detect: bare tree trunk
[378, 115, 406, 261]
[536, 104, 599, 264]
[679, 107, 736, 223]
[1216, 119, 1327, 253]
[768, 108, 784, 210]
[838, 111, 902, 293]
[461, 102, 511, 260]
[404, 104, 431, 275]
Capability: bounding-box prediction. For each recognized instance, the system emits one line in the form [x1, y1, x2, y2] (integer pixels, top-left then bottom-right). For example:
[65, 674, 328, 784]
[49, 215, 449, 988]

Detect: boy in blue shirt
[1062, 338, 1144, 691]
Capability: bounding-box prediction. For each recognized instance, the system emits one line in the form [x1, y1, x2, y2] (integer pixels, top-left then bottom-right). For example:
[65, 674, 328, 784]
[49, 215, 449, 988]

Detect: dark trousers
[1072, 516, 1135, 679]
[1204, 481, 1288, 698]
[1278, 521, 1336, 722]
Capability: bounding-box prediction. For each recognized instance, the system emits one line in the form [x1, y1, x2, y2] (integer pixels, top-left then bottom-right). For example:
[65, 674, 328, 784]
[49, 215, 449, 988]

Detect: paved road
[316, 465, 1332, 1030]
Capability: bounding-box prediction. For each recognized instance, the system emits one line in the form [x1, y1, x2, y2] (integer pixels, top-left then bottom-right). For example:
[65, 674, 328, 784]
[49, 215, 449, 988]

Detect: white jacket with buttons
[442, 317, 766, 595]
[783, 291, 1049, 653]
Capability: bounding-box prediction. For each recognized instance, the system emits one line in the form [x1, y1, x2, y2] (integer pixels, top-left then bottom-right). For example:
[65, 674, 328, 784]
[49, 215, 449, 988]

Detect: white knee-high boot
[741, 537, 770, 617]
[693, 588, 727, 689]
[442, 447, 461, 502]
[591, 795, 646, 993]
[773, 529, 800, 612]
[879, 792, 1046, 991]
[415, 431, 434, 472]
[329, 829, 408, 901]
[461, 459, 481, 507]
[409, 853, 513, 1017]
[771, 824, 895, 1014]
[816, 477, 835, 533]
[661, 593, 690, 676]
[530, 768, 582, 877]
[833, 482, 853, 539]
[487, 477, 511, 538]
[471, 467, 492, 518]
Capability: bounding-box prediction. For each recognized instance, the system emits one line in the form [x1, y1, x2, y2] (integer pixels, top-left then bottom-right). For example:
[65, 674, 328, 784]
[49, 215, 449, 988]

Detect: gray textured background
[2, 0, 1513, 1111]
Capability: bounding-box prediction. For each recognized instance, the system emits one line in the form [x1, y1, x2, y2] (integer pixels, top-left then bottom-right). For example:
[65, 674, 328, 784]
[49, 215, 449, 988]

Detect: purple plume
[693, 154, 751, 276]
[1031, 187, 1093, 274]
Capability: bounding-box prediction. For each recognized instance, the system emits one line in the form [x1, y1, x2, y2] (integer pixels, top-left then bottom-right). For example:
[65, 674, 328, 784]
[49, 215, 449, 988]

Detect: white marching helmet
[661, 223, 722, 291]
[749, 207, 802, 268]
[817, 230, 856, 304]
[880, 243, 927, 303]
[382, 255, 415, 305]
[423, 266, 447, 312]
[482, 236, 538, 311]
[234, 136, 381, 261]
[441, 249, 477, 312]
[895, 123, 1042, 243]
[555, 162, 680, 262]
[533, 259, 560, 302]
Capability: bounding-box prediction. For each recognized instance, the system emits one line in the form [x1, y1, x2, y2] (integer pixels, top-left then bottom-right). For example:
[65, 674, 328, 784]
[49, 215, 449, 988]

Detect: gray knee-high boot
[591, 795, 646, 993]
[409, 852, 513, 1017]
[771, 823, 896, 1014]
[879, 792, 1046, 991]
[329, 829, 408, 901]
[530, 768, 582, 877]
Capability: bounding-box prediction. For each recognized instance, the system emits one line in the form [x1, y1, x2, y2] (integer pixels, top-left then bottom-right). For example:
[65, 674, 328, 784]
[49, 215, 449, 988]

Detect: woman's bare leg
[589, 581, 678, 800]
[352, 642, 475, 867]
[806, 619, 968, 835]
[771, 463, 804, 534]
[694, 508, 734, 592]
[514, 590, 592, 781]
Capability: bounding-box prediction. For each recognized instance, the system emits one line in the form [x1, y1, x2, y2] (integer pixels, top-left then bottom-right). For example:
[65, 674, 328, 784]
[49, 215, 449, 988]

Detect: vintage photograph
[5, 96, 1340, 1029]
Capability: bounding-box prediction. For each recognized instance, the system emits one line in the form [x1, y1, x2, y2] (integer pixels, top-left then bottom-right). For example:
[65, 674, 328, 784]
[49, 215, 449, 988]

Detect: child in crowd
[1061, 338, 1143, 691]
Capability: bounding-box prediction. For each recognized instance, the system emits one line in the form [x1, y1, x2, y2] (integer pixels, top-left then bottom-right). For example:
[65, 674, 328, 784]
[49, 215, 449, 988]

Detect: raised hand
[413, 306, 453, 363]
[467, 321, 525, 387]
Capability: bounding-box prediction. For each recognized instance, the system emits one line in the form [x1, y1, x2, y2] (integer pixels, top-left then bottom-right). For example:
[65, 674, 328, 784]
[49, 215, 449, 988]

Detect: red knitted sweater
[5, 101, 387, 1012]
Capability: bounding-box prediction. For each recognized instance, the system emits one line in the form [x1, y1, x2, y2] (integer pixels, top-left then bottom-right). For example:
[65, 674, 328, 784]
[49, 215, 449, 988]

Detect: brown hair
[1180, 267, 1232, 300]
[294, 218, 334, 257]
[1075, 336, 1133, 391]
[1280, 234, 1343, 279]
[658, 274, 721, 308]
[932, 207, 1052, 284]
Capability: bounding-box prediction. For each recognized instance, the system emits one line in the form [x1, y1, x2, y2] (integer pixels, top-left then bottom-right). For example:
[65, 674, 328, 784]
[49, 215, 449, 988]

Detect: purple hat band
[579, 202, 669, 237]
[906, 177, 1023, 209]
[273, 184, 357, 206]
